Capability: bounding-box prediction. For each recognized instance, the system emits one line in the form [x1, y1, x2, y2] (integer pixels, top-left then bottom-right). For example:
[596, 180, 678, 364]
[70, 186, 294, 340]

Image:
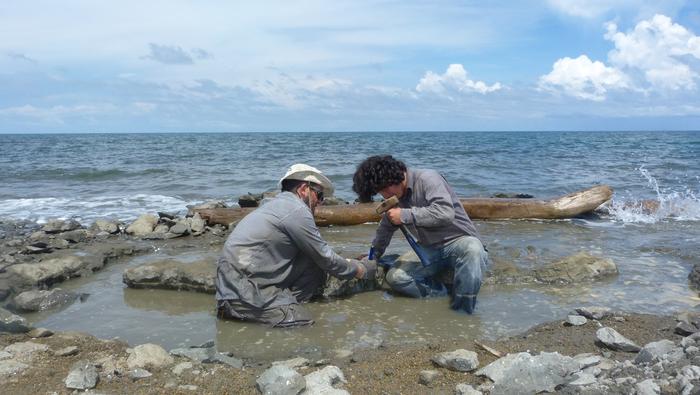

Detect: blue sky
[1, 1, 700, 132]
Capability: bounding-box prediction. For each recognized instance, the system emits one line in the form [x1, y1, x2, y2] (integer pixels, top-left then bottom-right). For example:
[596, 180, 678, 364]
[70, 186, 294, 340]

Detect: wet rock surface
[12, 288, 81, 312]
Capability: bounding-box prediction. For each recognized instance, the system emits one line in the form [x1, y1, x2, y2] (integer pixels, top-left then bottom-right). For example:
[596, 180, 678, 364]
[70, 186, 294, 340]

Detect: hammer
[375, 196, 432, 267]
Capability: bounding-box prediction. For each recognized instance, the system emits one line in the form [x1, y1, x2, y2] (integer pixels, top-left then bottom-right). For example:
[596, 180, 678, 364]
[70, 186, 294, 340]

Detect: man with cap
[216, 164, 377, 327]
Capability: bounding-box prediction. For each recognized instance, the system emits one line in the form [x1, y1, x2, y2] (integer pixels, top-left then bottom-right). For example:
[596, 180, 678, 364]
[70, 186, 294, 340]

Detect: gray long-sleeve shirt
[216, 191, 360, 309]
[372, 168, 481, 257]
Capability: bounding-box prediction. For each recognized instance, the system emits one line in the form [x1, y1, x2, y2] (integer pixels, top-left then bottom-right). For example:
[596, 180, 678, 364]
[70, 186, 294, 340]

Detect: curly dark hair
[352, 155, 407, 202]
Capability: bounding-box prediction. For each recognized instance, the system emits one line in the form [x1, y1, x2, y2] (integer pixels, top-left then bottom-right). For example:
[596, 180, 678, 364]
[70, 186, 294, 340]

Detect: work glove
[360, 257, 378, 280]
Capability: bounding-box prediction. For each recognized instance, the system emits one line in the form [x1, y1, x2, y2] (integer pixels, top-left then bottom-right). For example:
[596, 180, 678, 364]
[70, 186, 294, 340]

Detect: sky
[1, 1, 700, 133]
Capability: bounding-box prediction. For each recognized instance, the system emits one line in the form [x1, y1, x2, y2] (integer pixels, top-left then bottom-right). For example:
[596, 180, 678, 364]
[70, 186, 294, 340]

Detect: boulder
[596, 327, 641, 352]
[6, 254, 104, 292]
[42, 219, 83, 234]
[432, 349, 479, 372]
[127, 344, 174, 369]
[90, 219, 120, 234]
[0, 307, 31, 333]
[189, 213, 206, 234]
[125, 214, 158, 236]
[566, 315, 588, 326]
[64, 360, 99, 390]
[123, 258, 216, 293]
[256, 365, 306, 395]
[476, 351, 581, 394]
[13, 288, 80, 312]
[635, 340, 682, 364]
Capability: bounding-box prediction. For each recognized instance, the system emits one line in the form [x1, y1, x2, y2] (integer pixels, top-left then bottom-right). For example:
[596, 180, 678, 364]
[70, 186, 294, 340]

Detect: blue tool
[375, 196, 431, 268]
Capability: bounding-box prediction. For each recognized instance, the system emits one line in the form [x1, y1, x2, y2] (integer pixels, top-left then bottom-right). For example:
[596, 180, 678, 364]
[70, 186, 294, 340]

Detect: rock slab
[596, 327, 641, 352]
[256, 365, 306, 395]
[64, 360, 99, 390]
[476, 351, 581, 394]
[432, 349, 479, 372]
[0, 307, 31, 333]
[127, 343, 174, 369]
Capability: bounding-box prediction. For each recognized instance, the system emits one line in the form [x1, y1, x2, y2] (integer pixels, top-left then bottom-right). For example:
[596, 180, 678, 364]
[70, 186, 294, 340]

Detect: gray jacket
[216, 191, 360, 309]
[372, 168, 482, 257]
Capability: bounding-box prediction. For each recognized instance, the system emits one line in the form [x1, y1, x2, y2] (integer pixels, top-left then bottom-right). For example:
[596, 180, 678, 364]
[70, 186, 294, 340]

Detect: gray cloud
[143, 43, 194, 64]
[6, 51, 37, 64]
[191, 48, 213, 60]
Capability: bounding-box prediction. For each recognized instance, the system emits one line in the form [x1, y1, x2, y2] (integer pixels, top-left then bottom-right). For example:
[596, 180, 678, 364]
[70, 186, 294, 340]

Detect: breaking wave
[606, 166, 700, 223]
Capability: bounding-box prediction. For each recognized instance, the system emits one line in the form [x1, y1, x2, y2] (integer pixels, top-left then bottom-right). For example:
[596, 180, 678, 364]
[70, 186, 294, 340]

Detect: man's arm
[371, 215, 396, 258]
[284, 208, 362, 280]
[400, 170, 455, 227]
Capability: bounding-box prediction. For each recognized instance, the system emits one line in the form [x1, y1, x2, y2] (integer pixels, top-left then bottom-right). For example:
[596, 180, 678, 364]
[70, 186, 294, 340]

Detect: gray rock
[256, 365, 306, 395]
[238, 193, 261, 208]
[129, 368, 152, 380]
[57, 229, 90, 243]
[64, 360, 99, 390]
[418, 369, 441, 385]
[596, 327, 641, 352]
[573, 354, 601, 370]
[169, 347, 242, 368]
[635, 339, 681, 364]
[455, 383, 482, 395]
[272, 357, 310, 370]
[13, 288, 79, 312]
[125, 214, 158, 236]
[575, 306, 612, 320]
[4, 341, 49, 360]
[679, 365, 700, 380]
[186, 200, 227, 217]
[303, 365, 348, 395]
[675, 321, 698, 336]
[6, 254, 105, 293]
[55, 346, 80, 357]
[189, 214, 206, 234]
[689, 263, 700, 290]
[476, 351, 580, 394]
[0, 351, 11, 360]
[0, 360, 29, 376]
[0, 307, 31, 333]
[432, 349, 479, 372]
[533, 252, 618, 284]
[127, 343, 174, 369]
[169, 221, 190, 235]
[567, 372, 597, 386]
[123, 258, 216, 293]
[172, 362, 193, 375]
[216, 353, 243, 369]
[179, 384, 199, 391]
[91, 219, 120, 234]
[42, 219, 83, 234]
[28, 327, 53, 338]
[566, 314, 588, 326]
[635, 379, 660, 395]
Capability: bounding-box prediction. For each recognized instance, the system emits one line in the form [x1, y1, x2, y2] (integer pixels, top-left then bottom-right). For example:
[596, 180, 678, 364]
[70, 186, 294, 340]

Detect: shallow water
[24, 217, 700, 361]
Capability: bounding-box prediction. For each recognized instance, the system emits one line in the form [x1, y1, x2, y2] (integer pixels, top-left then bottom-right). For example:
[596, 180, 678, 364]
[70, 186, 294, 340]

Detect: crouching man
[352, 155, 488, 314]
[216, 164, 376, 327]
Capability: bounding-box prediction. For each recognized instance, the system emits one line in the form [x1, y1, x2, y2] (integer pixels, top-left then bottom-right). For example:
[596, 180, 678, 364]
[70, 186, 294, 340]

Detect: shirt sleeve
[371, 214, 397, 258]
[283, 207, 359, 280]
[400, 170, 455, 227]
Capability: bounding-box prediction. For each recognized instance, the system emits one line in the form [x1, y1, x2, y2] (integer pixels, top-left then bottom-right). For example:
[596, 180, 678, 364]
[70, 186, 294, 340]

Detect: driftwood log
[195, 185, 613, 227]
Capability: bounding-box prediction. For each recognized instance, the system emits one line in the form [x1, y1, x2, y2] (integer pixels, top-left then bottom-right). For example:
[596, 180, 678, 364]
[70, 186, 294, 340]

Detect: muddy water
[25, 218, 700, 361]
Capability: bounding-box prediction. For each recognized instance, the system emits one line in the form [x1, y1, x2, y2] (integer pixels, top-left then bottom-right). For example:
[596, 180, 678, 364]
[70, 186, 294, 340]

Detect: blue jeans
[385, 236, 488, 314]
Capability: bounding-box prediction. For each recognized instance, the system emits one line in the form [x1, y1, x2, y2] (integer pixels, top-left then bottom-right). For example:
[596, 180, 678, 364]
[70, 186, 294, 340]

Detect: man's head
[352, 155, 407, 203]
[279, 163, 333, 212]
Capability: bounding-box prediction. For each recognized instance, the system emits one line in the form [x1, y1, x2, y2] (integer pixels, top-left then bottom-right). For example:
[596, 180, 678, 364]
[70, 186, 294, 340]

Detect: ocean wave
[605, 166, 700, 223]
[0, 194, 199, 224]
[6, 168, 169, 182]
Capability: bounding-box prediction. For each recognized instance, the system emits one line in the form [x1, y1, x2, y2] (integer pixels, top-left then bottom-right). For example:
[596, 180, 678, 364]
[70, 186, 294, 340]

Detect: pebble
[418, 370, 441, 385]
[28, 327, 53, 338]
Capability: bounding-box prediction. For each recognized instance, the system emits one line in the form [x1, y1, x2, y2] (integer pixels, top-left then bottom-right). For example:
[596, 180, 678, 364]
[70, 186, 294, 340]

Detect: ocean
[1, 131, 699, 224]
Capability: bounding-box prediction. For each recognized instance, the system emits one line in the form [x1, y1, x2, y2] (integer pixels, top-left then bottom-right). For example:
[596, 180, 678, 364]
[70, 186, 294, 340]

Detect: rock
[304, 365, 348, 395]
[129, 368, 152, 380]
[596, 327, 641, 352]
[635, 340, 681, 364]
[636, 378, 660, 395]
[169, 347, 243, 368]
[533, 252, 618, 284]
[153, 224, 170, 233]
[238, 193, 261, 208]
[566, 314, 588, 326]
[57, 229, 90, 243]
[91, 219, 120, 234]
[432, 349, 479, 372]
[64, 360, 99, 390]
[42, 219, 83, 234]
[690, 264, 700, 290]
[187, 200, 227, 217]
[28, 327, 53, 338]
[179, 384, 199, 391]
[125, 214, 158, 236]
[0, 307, 31, 333]
[172, 362, 193, 375]
[4, 341, 49, 360]
[573, 353, 601, 370]
[189, 213, 206, 234]
[455, 383, 482, 395]
[476, 352, 581, 394]
[418, 369, 441, 385]
[127, 343, 174, 369]
[24, 243, 52, 254]
[216, 353, 244, 369]
[575, 306, 613, 320]
[0, 360, 29, 377]
[256, 365, 306, 395]
[675, 321, 698, 336]
[13, 288, 80, 312]
[123, 258, 216, 293]
[55, 346, 80, 357]
[272, 357, 310, 370]
[6, 254, 104, 293]
[0, 351, 11, 360]
[169, 221, 190, 235]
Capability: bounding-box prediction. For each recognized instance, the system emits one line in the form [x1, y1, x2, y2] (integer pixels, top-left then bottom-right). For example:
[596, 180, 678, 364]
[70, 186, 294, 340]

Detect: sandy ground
[0, 312, 677, 394]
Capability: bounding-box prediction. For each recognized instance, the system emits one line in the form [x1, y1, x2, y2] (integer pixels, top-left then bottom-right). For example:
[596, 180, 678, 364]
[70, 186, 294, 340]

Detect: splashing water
[607, 166, 700, 223]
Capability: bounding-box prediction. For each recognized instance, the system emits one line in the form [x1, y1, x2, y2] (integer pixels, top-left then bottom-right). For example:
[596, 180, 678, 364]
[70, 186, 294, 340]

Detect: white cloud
[416, 64, 502, 95]
[143, 43, 194, 65]
[539, 55, 628, 101]
[605, 14, 700, 91]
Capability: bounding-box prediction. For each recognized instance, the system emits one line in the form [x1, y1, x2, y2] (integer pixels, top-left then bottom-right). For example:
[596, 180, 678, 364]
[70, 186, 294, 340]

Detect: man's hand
[386, 207, 402, 225]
